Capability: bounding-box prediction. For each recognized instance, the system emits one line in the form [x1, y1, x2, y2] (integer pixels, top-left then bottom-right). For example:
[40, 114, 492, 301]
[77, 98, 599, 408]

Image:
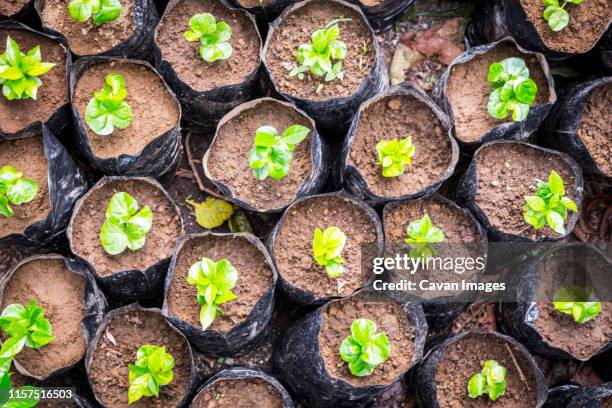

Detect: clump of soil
[576, 83, 611, 176]
[318, 293, 414, 386]
[434, 332, 539, 408]
[192, 377, 284, 408]
[0, 0, 29, 15]
[236, 0, 272, 7]
[1, 258, 86, 378]
[348, 93, 452, 197]
[265, 0, 375, 100]
[156, 0, 260, 92]
[41, 0, 135, 55]
[70, 179, 182, 277]
[206, 99, 313, 211]
[0, 136, 50, 238]
[167, 234, 274, 333]
[88, 310, 192, 408]
[473, 143, 577, 239]
[273, 195, 379, 299]
[518, 0, 610, 54]
[0, 29, 68, 135]
[73, 60, 179, 160]
[446, 42, 550, 143]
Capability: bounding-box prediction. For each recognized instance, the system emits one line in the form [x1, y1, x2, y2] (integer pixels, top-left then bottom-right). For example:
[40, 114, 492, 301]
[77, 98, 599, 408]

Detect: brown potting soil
[347, 94, 452, 197]
[88, 310, 192, 408]
[191, 377, 284, 408]
[266, 0, 375, 100]
[236, 0, 272, 7]
[474, 143, 577, 239]
[156, 0, 260, 92]
[0, 0, 29, 15]
[167, 234, 274, 333]
[446, 42, 550, 143]
[70, 179, 182, 277]
[0, 29, 68, 135]
[273, 195, 378, 299]
[318, 292, 414, 386]
[1, 258, 86, 378]
[602, 396, 612, 408]
[206, 99, 313, 211]
[41, 0, 135, 56]
[519, 0, 610, 54]
[434, 332, 539, 408]
[0, 136, 50, 238]
[73, 60, 179, 160]
[360, 0, 383, 5]
[576, 83, 611, 176]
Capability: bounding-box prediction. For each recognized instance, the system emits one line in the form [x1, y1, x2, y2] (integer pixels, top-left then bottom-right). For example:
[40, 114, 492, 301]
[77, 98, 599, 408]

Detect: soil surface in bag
[73, 60, 180, 160]
[265, 0, 376, 101]
[234, 0, 273, 6]
[206, 99, 313, 211]
[40, 0, 136, 55]
[473, 143, 578, 240]
[575, 82, 611, 175]
[88, 310, 192, 408]
[70, 179, 182, 277]
[0, 0, 29, 16]
[446, 42, 549, 143]
[0, 137, 50, 238]
[517, 0, 610, 54]
[347, 93, 452, 198]
[434, 332, 541, 408]
[156, 0, 261, 93]
[273, 195, 379, 300]
[318, 294, 415, 386]
[166, 234, 274, 333]
[1, 258, 87, 378]
[192, 377, 284, 407]
[0, 29, 68, 136]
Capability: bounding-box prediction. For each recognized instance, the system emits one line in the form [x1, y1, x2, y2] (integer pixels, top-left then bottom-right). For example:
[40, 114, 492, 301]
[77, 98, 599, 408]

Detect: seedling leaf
[85, 72, 133, 136]
[487, 57, 537, 122]
[404, 213, 445, 259]
[187, 197, 234, 229]
[100, 192, 153, 255]
[339, 318, 390, 377]
[313, 226, 347, 278]
[0, 166, 38, 218]
[467, 360, 506, 401]
[184, 13, 233, 63]
[68, 0, 121, 24]
[553, 286, 601, 324]
[128, 345, 174, 404]
[376, 137, 416, 178]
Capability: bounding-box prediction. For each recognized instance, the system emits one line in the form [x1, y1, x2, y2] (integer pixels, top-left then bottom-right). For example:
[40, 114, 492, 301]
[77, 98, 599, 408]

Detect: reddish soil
[577, 83, 611, 176]
[0, 0, 29, 15]
[191, 377, 283, 408]
[236, 0, 272, 7]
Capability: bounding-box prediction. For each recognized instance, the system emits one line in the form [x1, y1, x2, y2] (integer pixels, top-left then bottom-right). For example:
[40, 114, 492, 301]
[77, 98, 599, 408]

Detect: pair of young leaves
[553, 286, 601, 324]
[85, 72, 133, 136]
[0, 166, 38, 218]
[100, 192, 153, 256]
[339, 318, 390, 377]
[184, 13, 233, 63]
[468, 360, 507, 401]
[487, 57, 538, 122]
[68, 0, 122, 25]
[128, 345, 174, 404]
[376, 137, 415, 178]
[405, 213, 446, 259]
[313, 226, 347, 278]
[0, 36, 55, 101]
[543, 0, 582, 32]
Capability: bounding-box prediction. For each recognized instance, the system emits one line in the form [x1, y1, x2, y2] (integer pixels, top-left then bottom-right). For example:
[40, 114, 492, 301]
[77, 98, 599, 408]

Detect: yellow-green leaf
[187, 197, 234, 229]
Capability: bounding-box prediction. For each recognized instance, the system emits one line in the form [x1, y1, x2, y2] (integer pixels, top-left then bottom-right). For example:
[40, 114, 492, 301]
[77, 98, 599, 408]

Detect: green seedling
[127, 345, 174, 404]
[68, 0, 122, 24]
[376, 137, 416, 178]
[404, 213, 445, 259]
[523, 170, 577, 235]
[99, 192, 153, 255]
[0, 36, 55, 101]
[85, 72, 133, 136]
[289, 19, 350, 82]
[313, 226, 347, 278]
[339, 318, 390, 377]
[184, 13, 233, 63]
[248, 124, 310, 181]
[187, 258, 238, 330]
[0, 165, 38, 218]
[487, 57, 538, 122]
[0, 372, 40, 407]
[468, 360, 507, 401]
[553, 286, 601, 324]
[543, 0, 582, 32]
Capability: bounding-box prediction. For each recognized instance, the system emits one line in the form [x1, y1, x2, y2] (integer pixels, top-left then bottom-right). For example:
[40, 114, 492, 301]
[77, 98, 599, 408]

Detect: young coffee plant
[67, 0, 122, 24]
[0, 165, 38, 218]
[523, 170, 577, 234]
[184, 13, 233, 63]
[404, 213, 445, 259]
[553, 286, 601, 324]
[248, 124, 310, 181]
[187, 257, 238, 331]
[468, 360, 507, 401]
[0, 36, 56, 101]
[85, 72, 133, 136]
[313, 226, 347, 278]
[376, 137, 415, 178]
[128, 345, 174, 404]
[339, 318, 390, 377]
[487, 57, 538, 122]
[289, 19, 350, 83]
[99, 192, 153, 255]
[543, 0, 582, 32]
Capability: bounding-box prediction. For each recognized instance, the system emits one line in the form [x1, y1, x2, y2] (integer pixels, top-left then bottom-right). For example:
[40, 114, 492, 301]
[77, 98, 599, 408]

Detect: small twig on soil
[505, 344, 531, 391]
